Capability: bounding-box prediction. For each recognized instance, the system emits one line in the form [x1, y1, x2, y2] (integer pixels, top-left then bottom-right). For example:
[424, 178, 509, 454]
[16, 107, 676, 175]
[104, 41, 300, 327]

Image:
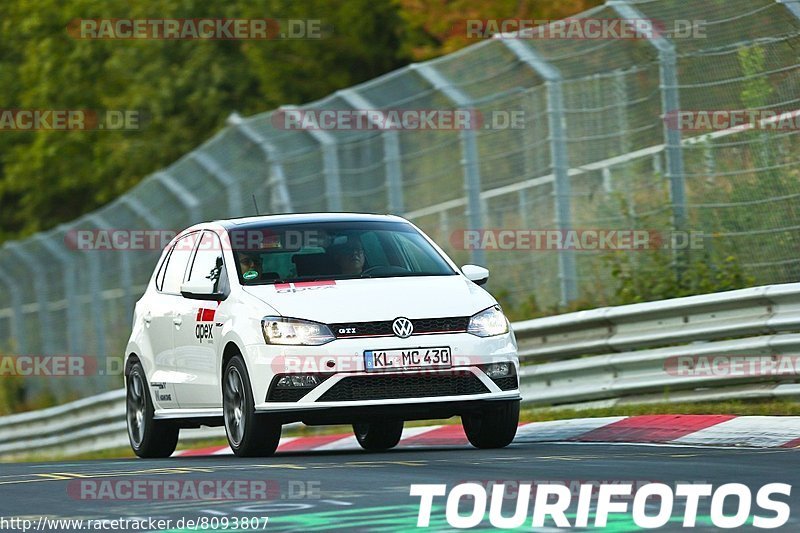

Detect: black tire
[126, 361, 179, 458]
[353, 419, 404, 451]
[462, 400, 520, 449]
[223, 355, 281, 457]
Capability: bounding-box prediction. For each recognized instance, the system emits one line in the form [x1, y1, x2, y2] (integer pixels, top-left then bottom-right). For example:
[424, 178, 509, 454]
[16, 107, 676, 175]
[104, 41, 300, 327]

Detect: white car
[125, 213, 520, 458]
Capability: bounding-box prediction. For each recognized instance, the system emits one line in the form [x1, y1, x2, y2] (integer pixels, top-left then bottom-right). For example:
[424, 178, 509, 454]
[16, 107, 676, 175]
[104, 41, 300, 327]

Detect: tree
[0, 0, 409, 242]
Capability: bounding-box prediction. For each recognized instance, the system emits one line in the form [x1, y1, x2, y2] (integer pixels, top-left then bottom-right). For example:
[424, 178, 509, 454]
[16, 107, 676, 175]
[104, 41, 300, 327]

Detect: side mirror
[181, 280, 225, 301]
[461, 264, 489, 286]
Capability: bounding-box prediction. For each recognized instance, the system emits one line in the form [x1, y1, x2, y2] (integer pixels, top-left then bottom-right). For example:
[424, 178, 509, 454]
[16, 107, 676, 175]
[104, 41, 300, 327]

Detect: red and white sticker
[274, 280, 336, 293]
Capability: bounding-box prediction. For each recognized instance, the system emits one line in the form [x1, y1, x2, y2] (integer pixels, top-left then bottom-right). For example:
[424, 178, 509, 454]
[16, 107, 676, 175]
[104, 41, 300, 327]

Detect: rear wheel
[223, 355, 281, 457]
[353, 420, 404, 451]
[462, 400, 520, 449]
[126, 361, 179, 458]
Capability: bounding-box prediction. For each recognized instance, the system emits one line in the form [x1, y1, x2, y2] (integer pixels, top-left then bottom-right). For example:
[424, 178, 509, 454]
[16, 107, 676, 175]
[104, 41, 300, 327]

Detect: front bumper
[259, 397, 521, 425]
[243, 331, 519, 413]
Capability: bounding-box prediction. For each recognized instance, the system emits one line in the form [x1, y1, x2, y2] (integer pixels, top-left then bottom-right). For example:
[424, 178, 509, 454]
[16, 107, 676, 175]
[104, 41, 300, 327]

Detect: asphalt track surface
[1, 441, 799, 532]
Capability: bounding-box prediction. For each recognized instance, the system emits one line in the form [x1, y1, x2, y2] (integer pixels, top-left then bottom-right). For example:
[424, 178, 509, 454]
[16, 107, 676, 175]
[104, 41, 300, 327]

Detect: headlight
[467, 306, 509, 337]
[261, 317, 335, 346]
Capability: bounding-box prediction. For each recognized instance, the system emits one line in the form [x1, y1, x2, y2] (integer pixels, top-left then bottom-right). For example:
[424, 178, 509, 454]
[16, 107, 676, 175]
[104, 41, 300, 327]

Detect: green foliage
[0, 0, 410, 242]
[500, 250, 754, 320]
[0, 373, 25, 416]
[604, 251, 754, 305]
[738, 45, 773, 109]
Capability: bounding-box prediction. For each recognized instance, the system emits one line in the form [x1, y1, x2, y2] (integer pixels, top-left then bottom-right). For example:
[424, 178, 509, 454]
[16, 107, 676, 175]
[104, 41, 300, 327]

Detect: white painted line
[514, 417, 627, 443]
[399, 425, 444, 442]
[211, 446, 232, 455]
[672, 416, 800, 447]
[315, 435, 359, 451]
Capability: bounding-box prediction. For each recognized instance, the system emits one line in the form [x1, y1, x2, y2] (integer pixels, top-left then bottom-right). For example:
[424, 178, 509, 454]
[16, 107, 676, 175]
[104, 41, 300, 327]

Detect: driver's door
[172, 230, 227, 408]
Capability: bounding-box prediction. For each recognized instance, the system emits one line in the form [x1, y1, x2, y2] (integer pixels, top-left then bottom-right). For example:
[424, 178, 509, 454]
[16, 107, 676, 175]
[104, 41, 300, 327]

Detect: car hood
[242, 275, 496, 323]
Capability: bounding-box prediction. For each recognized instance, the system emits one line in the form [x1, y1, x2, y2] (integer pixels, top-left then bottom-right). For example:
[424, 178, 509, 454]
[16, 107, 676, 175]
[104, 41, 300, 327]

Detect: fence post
[281, 105, 343, 212]
[5, 243, 55, 355]
[34, 232, 81, 356]
[227, 113, 293, 214]
[337, 89, 405, 214]
[411, 62, 486, 267]
[152, 171, 203, 223]
[0, 254, 26, 354]
[75, 214, 128, 334]
[777, 0, 800, 19]
[610, 1, 688, 265]
[191, 152, 245, 217]
[501, 39, 578, 306]
[117, 196, 164, 322]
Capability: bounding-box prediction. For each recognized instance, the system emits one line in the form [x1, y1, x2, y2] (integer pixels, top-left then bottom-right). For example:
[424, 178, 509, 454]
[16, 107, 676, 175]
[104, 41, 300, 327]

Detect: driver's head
[238, 253, 260, 276]
[330, 240, 364, 275]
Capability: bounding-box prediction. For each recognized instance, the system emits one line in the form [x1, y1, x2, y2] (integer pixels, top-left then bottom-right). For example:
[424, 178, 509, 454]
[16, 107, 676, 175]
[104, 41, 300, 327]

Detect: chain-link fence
[1, 0, 799, 399]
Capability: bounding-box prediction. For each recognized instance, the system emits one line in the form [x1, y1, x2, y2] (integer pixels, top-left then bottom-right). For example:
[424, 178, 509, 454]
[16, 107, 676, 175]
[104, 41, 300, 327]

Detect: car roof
[215, 212, 407, 231]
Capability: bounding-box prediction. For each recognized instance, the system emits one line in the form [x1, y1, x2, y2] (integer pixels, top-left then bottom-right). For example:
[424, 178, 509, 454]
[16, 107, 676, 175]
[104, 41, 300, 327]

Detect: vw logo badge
[392, 317, 414, 338]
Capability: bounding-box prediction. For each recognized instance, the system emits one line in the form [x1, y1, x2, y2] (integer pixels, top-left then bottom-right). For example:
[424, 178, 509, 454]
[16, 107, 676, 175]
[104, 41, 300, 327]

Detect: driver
[330, 240, 365, 276]
[238, 253, 262, 279]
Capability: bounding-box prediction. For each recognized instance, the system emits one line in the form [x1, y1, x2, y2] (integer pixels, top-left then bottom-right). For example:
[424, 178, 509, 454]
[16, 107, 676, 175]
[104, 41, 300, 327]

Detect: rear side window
[161, 232, 199, 294]
[154, 247, 173, 291]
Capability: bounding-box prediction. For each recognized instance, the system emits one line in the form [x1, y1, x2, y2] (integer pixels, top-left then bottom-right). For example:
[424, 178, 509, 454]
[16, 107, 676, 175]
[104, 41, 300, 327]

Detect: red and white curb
[175, 415, 800, 456]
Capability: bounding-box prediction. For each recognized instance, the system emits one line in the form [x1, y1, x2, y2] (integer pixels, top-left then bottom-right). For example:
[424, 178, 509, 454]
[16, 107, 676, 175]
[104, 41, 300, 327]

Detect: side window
[161, 233, 199, 294]
[155, 246, 174, 291]
[187, 231, 225, 292]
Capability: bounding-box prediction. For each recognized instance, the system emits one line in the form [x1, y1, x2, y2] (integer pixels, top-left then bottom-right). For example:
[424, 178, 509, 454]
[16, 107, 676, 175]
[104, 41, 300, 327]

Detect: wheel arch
[222, 341, 243, 373]
[125, 353, 140, 377]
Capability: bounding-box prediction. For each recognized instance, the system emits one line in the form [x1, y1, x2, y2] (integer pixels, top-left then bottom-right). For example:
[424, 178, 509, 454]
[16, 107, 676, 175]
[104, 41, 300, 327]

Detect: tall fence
[1, 0, 799, 399]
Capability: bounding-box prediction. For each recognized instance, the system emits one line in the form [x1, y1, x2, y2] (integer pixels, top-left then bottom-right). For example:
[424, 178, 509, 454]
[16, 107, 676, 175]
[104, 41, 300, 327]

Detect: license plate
[364, 347, 451, 372]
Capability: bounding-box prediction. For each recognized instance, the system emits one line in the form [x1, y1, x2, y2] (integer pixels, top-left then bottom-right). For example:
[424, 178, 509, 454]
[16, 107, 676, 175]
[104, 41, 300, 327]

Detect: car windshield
[230, 220, 456, 285]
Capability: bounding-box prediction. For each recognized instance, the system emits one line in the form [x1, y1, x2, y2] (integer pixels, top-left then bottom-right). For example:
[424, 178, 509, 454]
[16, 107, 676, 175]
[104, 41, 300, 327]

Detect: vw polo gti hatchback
[125, 213, 520, 457]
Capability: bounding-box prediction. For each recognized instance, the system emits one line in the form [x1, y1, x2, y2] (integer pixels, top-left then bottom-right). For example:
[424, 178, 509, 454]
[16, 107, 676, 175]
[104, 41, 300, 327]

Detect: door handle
[143, 312, 152, 324]
[173, 317, 183, 327]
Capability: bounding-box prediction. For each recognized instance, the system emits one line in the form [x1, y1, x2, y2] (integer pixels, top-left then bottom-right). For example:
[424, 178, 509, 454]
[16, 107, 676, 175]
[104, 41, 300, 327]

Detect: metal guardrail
[3, 282, 800, 458]
[0, 389, 227, 459]
[515, 283, 800, 407]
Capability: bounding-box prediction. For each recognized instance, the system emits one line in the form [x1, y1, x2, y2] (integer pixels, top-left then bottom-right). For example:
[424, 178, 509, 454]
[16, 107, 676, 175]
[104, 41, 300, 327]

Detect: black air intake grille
[317, 372, 489, 402]
[491, 376, 518, 391]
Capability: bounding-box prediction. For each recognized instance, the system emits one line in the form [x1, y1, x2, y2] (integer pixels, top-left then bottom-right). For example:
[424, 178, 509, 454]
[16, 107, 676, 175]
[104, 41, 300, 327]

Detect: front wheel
[223, 355, 281, 457]
[462, 400, 520, 449]
[126, 361, 179, 458]
[353, 420, 404, 451]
